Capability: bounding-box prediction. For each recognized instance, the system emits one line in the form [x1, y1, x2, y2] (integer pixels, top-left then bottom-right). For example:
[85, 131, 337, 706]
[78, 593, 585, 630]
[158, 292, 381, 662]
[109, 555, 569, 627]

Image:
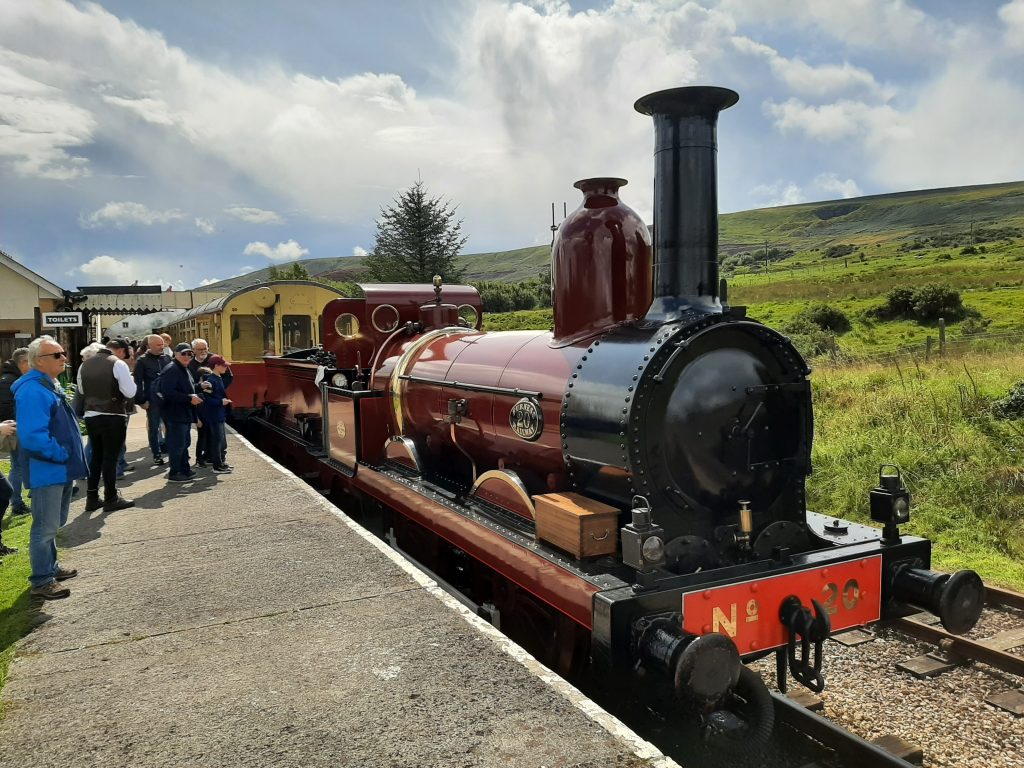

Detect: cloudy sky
[2, 0, 1023, 291]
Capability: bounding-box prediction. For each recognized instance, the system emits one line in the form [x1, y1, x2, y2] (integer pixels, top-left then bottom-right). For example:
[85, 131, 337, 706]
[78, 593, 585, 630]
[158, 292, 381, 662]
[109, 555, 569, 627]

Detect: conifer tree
[364, 180, 467, 283]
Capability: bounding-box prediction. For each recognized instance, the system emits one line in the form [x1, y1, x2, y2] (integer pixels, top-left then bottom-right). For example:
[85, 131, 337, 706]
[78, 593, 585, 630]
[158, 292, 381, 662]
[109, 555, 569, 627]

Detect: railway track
[772, 691, 919, 767]
[750, 581, 1024, 767]
[893, 583, 1024, 682]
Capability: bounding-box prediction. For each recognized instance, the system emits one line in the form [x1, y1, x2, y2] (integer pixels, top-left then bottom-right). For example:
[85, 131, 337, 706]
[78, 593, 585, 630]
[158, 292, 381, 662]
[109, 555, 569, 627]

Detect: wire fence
[815, 327, 1024, 367]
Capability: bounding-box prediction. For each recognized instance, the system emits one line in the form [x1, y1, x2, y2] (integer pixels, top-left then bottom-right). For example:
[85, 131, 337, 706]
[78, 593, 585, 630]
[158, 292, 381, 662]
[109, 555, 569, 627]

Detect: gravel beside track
[750, 619, 1024, 768]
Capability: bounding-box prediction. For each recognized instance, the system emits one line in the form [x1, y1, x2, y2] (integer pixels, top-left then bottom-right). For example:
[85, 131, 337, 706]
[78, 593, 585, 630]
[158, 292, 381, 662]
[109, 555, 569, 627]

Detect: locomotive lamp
[621, 496, 665, 588]
[870, 465, 911, 544]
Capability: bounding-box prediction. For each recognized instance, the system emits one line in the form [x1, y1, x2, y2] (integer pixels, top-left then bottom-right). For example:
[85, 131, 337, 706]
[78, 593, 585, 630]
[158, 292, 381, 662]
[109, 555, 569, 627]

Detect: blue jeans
[146, 404, 166, 458]
[29, 481, 73, 587]
[0, 465, 12, 519]
[164, 420, 192, 476]
[8, 446, 27, 510]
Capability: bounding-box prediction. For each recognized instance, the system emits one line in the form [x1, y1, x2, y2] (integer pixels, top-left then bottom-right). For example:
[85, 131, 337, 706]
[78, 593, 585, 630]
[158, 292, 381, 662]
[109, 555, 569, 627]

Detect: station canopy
[74, 285, 228, 315]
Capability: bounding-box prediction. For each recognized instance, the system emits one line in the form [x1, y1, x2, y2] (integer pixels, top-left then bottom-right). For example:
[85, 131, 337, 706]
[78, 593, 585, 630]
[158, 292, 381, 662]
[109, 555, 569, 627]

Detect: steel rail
[984, 584, 1024, 611]
[893, 615, 1024, 677]
[771, 692, 916, 767]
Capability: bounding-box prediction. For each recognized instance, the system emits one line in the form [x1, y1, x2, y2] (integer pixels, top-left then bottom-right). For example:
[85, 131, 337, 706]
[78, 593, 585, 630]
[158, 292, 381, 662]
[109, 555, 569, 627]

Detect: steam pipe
[634, 86, 739, 320]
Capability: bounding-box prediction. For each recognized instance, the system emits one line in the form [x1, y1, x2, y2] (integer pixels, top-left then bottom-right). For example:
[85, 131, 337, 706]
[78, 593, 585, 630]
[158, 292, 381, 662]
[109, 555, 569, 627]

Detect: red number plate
[681, 556, 882, 654]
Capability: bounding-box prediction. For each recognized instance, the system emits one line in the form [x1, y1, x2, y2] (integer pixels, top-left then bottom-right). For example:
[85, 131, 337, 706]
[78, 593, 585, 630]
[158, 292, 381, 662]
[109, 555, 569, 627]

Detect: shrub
[910, 283, 966, 321]
[782, 318, 839, 358]
[960, 245, 978, 255]
[959, 316, 991, 336]
[992, 381, 1024, 420]
[871, 283, 967, 322]
[789, 303, 851, 334]
[877, 286, 916, 318]
[472, 279, 547, 313]
[824, 243, 855, 259]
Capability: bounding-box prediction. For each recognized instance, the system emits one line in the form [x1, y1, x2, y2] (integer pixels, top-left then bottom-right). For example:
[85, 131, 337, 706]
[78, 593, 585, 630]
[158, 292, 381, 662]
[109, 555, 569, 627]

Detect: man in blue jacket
[157, 342, 203, 483]
[13, 336, 88, 600]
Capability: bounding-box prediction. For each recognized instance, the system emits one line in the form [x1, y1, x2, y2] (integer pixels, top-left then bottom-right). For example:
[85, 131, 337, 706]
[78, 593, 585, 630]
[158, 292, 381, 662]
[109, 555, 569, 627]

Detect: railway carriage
[237, 86, 986, 750]
[158, 280, 347, 411]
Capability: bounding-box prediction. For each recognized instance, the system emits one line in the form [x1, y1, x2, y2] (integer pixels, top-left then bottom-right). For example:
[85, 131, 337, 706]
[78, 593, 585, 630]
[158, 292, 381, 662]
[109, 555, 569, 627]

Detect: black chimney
[634, 86, 738, 320]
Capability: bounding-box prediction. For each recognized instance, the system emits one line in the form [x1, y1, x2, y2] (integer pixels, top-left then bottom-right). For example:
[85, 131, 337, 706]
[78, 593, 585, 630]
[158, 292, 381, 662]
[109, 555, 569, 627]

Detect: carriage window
[335, 313, 360, 338]
[282, 315, 312, 352]
[231, 316, 267, 360]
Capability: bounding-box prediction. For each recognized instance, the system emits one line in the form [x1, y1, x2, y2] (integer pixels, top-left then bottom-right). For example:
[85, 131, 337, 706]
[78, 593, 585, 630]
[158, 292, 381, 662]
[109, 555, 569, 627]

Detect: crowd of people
[0, 333, 233, 600]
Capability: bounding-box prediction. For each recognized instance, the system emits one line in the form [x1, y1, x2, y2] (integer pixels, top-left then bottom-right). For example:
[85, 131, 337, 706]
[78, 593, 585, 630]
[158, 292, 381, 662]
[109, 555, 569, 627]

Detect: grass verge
[809, 349, 1024, 589]
[0, 458, 35, 707]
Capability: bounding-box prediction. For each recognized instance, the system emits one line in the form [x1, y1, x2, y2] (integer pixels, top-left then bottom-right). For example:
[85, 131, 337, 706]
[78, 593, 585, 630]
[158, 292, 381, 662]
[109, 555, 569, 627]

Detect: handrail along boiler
[244, 86, 985, 745]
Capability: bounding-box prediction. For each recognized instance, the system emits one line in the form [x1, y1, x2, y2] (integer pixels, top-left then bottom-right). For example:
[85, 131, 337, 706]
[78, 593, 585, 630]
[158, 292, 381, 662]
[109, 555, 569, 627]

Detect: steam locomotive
[240, 86, 984, 745]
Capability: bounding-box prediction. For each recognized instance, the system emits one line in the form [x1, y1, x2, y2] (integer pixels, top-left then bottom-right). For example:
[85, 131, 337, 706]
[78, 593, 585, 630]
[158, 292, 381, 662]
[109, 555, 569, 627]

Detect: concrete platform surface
[0, 419, 675, 768]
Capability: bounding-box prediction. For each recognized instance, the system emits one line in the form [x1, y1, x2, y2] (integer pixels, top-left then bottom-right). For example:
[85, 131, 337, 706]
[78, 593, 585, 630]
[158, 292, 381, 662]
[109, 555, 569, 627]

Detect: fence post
[926, 335, 933, 361]
[938, 317, 946, 355]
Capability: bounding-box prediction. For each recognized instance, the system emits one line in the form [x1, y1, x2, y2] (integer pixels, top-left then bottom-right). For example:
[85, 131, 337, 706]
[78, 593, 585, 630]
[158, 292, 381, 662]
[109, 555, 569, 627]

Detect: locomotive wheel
[700, 666, 774, 756]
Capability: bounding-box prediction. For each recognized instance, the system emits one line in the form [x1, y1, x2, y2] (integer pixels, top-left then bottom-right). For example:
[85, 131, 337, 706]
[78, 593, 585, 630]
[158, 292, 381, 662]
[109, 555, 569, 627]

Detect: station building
[1, 249, 227, 367]
[0, 249, 66, 361]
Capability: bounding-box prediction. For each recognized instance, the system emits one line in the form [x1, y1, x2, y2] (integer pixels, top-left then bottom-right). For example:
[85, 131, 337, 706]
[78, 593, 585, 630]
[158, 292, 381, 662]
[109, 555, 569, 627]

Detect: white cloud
[243, 239, 308, 261]
[224, 206, 285, 224]
[763, 98, 907, 142]
[1000, 0, 1024, 49]
[731, 36, 887, 99]
[352, 246, 368, 258]
[77, 254, 129, 278]
[100, 93, 177, 125]
[197, 277, 220, 286]
[194, 217, 215, 234]
[813, 173, 862, 199]
[81, 201, 186, 229]
[0, 53, 96, 179]
[718, 0, 946, 53]
[73, 254, 187, 290]
[751, 181, 806, 207]
[751, 173, 862, 208]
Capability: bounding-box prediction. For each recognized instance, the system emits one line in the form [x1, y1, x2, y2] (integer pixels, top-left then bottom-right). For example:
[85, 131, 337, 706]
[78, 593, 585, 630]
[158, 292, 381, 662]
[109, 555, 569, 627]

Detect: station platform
[0, 419, 676, 768]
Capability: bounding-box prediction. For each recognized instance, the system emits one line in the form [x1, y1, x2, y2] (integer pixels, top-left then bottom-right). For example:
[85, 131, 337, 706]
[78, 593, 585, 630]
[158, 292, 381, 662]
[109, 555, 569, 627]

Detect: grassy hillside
[719, 180, 1024, 251]
[193, 180, 1024, 294]
[809, 347, 1024, 589]
[192, 245, 551, 292]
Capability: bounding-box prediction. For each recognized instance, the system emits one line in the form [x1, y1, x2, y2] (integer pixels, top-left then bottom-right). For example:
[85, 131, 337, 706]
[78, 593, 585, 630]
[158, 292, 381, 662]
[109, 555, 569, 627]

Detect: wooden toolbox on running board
[532, 492, 619, 559]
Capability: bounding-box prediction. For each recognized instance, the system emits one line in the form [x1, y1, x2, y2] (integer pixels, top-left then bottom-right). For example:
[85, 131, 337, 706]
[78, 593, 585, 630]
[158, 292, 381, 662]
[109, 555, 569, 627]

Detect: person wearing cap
[197, 354, 233, 473]
[156, 343, 203, 482]
[78, 338, 136, 512]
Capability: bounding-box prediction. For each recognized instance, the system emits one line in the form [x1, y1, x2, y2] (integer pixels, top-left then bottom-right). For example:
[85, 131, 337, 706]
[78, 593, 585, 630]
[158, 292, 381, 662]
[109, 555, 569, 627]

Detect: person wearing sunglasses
[11, 336, 88, 600]
[155, 343, 203, 483]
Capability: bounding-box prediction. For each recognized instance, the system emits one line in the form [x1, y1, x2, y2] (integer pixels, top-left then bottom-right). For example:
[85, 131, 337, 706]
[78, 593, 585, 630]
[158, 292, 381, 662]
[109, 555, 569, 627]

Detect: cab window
[282, 315, 313, 352]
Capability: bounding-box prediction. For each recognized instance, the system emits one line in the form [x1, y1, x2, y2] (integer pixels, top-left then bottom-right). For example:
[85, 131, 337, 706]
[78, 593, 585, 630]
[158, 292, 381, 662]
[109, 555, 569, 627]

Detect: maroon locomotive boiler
[244, 86, 984, 747]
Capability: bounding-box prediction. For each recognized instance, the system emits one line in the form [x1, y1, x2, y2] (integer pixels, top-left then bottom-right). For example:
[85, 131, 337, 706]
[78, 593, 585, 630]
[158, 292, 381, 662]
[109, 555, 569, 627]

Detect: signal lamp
[869, 464, 911, 543]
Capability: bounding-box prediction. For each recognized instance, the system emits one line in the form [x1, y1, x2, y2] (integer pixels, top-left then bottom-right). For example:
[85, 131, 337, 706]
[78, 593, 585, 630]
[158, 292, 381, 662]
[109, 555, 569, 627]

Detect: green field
[809, 348, 1024, 589]
[0, 458, 33, 703]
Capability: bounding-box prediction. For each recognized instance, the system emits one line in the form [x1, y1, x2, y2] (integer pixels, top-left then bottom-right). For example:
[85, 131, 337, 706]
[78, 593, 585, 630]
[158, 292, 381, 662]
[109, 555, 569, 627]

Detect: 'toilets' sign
[41, 312, 83, 328]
